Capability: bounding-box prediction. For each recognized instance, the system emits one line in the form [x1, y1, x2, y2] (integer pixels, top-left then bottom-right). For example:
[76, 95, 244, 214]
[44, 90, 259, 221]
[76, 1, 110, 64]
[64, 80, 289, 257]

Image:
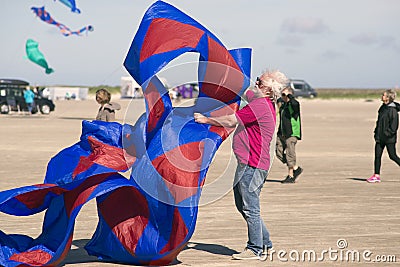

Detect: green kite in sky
[25, 39, 54, 74]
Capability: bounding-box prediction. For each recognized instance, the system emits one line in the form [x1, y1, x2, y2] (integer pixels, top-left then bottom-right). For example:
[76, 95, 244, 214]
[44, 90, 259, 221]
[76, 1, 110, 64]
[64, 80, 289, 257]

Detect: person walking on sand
[276, 86, 303, 184]
[95, 88, 121, 122]
[195, 70, 288, 261]
[367, 89, 400, 183]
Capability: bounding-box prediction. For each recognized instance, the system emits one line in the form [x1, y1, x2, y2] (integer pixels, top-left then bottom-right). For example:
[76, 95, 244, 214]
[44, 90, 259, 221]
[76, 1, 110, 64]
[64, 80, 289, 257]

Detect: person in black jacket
[276, 86, 303, 184]
[367, 89, 400, 183]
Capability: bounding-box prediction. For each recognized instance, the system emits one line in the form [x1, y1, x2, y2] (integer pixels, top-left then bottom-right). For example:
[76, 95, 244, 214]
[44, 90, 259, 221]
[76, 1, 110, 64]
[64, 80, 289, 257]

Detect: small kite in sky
[25, 39, 54, 74]
[31, 6, 93, 36]
[54, 0, 81, 13]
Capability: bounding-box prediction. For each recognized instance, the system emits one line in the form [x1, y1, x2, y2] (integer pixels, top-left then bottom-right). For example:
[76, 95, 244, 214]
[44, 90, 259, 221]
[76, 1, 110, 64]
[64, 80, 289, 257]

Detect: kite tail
[71, 7, 81, 14]
[83, 25, 94, 34]
[73, 25, 94, 36]
[45, 68, 54, 74]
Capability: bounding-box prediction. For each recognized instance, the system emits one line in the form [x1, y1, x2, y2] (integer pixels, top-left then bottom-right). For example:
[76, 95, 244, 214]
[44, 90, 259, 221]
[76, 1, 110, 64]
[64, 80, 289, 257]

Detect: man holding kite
[195, 70, 288, 260]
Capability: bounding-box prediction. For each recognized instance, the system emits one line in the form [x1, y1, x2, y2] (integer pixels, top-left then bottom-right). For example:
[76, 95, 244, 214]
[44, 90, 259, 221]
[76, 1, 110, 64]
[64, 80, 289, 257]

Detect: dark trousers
[374, 142, 400, 174]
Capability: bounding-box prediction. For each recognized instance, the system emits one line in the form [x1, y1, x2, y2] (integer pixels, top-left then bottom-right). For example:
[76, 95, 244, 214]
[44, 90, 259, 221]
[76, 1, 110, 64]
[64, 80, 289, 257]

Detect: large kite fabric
[31, 6, 93, 36]
[25, 39, 54, 74]
[0, 1, 251, 266]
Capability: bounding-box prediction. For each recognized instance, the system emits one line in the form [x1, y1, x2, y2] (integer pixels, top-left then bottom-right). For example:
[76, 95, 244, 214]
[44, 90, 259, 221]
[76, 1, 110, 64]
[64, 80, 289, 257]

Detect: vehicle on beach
[0, 79, 55, 114]
[287, 79, 318, 98]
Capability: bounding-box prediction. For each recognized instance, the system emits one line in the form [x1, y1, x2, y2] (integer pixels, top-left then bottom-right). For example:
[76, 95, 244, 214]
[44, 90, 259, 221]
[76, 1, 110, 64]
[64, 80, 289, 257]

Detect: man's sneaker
[259, 246, 273, 261]
[281, 175, 295, 184]
[293, 166, 303, 180]
[367, 175, 381, 183]
[232, 248, 260, 260]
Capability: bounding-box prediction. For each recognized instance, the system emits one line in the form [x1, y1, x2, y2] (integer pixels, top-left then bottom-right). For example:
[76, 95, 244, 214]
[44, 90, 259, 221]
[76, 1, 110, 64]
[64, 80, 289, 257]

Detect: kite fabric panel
[31, 6, 93, 37]
[25, 39, 54, 74]
[0, 1, 251, 266]
[54, 0, 81, 14]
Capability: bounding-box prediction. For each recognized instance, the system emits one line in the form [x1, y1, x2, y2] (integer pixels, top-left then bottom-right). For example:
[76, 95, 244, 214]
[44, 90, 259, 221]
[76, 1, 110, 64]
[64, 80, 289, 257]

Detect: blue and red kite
[0, 1, 251, 266]
[31, 6, 93, 37]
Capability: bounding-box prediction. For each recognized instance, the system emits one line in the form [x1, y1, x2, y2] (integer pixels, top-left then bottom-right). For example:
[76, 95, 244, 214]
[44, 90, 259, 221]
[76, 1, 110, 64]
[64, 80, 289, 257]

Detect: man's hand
[194, 112, 208, 124]
[194, 112, 238, 127]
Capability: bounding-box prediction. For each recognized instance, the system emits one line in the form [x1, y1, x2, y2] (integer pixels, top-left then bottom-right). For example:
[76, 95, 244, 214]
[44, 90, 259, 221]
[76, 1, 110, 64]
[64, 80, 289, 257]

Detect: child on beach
[95, 88, 121, 122]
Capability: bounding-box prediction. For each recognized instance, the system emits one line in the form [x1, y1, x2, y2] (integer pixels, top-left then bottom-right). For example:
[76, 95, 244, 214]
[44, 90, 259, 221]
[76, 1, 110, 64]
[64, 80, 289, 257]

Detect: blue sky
[1, 0, 399, 88]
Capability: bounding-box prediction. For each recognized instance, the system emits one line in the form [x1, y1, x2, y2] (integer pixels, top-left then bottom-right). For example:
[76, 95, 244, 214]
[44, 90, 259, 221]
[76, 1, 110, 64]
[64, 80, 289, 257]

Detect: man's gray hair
[260, 70, 288, 97]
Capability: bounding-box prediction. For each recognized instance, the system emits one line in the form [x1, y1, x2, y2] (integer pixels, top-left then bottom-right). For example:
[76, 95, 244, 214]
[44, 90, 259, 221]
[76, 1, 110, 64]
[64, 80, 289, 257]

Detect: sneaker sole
[281, 180, 295, 184]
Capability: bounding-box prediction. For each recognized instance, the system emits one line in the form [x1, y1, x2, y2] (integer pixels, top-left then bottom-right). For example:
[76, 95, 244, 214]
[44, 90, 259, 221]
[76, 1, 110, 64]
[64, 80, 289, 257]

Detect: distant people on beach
[170, 87, 182, 101]
[24, 87, 35, 114]
[276, 86, 303, 184]
[195, 70, 288, 261]
[95, 88, 121, 122]
[367, 89, 400, 183]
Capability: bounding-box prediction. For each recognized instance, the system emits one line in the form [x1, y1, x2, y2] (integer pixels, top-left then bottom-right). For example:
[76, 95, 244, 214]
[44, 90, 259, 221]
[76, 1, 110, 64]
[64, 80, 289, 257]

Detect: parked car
[0, 79, 55, 114]
[287, 79, 318, 98]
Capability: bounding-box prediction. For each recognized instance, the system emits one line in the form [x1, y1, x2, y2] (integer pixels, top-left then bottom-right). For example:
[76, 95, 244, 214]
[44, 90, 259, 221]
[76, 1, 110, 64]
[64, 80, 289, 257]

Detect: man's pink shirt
[232, 91, 276, 170]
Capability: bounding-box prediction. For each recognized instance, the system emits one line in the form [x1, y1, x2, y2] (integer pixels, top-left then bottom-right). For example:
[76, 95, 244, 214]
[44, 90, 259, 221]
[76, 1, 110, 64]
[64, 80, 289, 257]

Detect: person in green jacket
[276, 86, 303, 183]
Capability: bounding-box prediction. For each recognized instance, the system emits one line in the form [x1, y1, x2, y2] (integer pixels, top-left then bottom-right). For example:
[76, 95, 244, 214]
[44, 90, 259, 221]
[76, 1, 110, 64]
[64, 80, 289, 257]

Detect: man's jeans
[233, 162, 272, 256]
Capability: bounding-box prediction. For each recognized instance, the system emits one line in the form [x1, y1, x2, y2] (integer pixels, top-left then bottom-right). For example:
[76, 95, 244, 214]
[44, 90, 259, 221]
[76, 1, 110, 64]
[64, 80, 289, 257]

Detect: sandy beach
[0, 98, 398, 266]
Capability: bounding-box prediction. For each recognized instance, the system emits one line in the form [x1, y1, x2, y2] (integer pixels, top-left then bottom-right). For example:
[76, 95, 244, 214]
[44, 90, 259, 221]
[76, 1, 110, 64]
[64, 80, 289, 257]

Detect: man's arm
[386, 108, 399, 137]
[288, 94, 300, 119]
[194, 113, 238, 127]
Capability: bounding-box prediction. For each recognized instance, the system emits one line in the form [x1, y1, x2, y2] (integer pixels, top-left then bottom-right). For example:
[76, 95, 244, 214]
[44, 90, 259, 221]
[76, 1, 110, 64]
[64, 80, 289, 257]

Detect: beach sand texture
[0, 98, 398, 266]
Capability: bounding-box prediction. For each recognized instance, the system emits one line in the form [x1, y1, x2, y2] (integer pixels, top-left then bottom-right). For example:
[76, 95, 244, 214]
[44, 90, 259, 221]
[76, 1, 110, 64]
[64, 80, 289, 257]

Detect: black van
[0, 79, 55, 114]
